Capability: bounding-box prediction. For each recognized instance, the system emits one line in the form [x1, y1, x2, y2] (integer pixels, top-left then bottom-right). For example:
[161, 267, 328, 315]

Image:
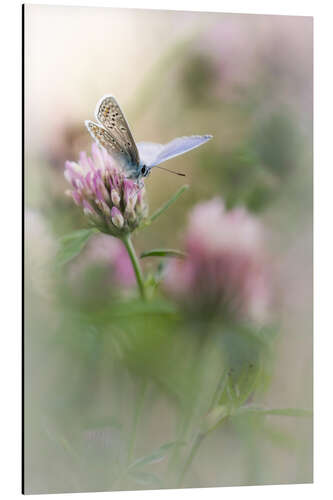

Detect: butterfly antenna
[154, 166, 186, 177]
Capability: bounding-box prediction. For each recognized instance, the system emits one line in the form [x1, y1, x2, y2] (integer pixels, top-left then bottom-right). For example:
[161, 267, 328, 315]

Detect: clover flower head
[64, 143, 148, 237]
[164, 198, 271, 324]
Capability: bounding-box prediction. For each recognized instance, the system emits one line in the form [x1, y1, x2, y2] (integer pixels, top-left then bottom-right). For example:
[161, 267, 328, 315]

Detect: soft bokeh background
[24, 5, 312, 494]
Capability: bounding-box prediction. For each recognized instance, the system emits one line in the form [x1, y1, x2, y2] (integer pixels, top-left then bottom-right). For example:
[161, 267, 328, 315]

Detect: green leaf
[149, 185, 189, 223]
[128, 441, 185, 470]
[108, 299, 178, 319]
[234, 406, 313, 418]
[201, 405, 229, 434]
[64, 299, 179, 330]
[140, 249, 187, 259]
[202, 404, 312, 436]
[56, 228, 98, 267]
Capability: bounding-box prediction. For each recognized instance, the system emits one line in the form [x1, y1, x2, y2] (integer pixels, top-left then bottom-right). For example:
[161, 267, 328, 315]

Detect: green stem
[167, 408, 190, 478]
[167, 335, 208, 481]
[127, 378, 148, 465]
[210, 371, 228, 410]
[176, 433, 204, 488]
[176, 363, 227, 487]
[149, 185, 189, 223]
[122, 233, 146, 300]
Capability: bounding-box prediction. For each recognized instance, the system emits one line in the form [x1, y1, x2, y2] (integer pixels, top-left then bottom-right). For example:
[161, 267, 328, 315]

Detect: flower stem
[127, 378, 148, 465]
[176, 433, 204, 487]
[176, 360, 227, 487]
[122, 233, 146, 300]
[149, 185, 189, 223]
[168, 335, 208, 481]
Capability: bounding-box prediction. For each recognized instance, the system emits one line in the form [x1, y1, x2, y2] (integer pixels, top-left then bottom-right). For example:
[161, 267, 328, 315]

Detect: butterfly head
[140, 164, 151, 178]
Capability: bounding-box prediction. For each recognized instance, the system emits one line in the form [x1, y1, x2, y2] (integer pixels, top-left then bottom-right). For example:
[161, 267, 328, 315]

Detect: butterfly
[85, 95, 212, 185]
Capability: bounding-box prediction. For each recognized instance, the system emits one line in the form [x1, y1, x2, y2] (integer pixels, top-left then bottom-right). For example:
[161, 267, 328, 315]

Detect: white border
[1, 0, 332, 499]
[13, 0, 316, 15]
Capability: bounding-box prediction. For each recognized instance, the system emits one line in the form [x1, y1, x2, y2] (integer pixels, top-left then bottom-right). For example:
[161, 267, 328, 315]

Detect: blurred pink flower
[202, 16, 312, 117]
[64, 143, 148, 237]
[203, 17, 257, 96]
[164, 198, 271, 323]
[45, 119, 90, 168]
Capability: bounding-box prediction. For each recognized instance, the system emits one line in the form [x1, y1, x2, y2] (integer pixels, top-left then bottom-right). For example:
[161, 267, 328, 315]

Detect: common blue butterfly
[85, 95, 212, 184]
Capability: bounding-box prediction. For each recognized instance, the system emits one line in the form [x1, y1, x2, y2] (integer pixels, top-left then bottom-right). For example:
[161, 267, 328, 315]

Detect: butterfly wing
[147, 135, 213, 167]
[85, 120, 128, 158]
[136, 142, 164, 168]
[137, 135, 212, 168]
[86, 96, 213, 180]
[85, 120, 139, 177]
[95, 95, 140, 166]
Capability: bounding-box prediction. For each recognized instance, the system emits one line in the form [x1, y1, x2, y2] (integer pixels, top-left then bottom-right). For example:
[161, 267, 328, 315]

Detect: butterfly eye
[141, 165, 147, 176]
